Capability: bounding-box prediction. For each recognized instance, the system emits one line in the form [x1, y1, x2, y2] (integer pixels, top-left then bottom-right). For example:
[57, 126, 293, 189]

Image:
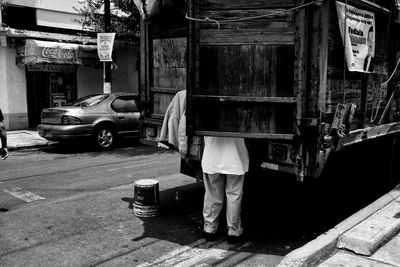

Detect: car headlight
[62, 115, 82, 125]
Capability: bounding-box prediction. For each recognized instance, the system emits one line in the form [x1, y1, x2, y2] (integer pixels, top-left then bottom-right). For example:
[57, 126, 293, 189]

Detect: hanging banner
[336, 1, 375, 73]
[97, 33, 116, 62]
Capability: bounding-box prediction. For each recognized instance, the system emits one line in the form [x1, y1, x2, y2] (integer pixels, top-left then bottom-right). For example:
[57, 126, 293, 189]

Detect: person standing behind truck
[201, 136, 249, 244]
[0, 108, 8, 160]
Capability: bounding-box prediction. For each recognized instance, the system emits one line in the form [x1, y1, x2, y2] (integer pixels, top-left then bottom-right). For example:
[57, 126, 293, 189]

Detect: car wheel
[93, 126, 116, 149]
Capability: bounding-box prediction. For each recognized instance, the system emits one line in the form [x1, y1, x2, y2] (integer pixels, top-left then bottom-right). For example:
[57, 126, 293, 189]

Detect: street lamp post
[104, 0, 112, 93]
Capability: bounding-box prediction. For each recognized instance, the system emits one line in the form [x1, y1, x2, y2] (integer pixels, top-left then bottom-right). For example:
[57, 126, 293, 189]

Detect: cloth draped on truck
[159, 90, 202, 160]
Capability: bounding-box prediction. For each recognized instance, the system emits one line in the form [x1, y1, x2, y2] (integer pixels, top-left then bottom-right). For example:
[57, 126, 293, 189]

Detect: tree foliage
[76, 0, 140, 48]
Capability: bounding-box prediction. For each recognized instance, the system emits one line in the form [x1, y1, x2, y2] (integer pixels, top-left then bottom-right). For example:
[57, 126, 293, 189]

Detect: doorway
[26, 65, 77, 128]
[26, 71, 50, 128]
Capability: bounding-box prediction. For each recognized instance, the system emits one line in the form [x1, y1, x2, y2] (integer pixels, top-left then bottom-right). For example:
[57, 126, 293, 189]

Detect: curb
[337, 196, 400, 256]
[277, 184, 400, 267]
[8, 143, 56, 152]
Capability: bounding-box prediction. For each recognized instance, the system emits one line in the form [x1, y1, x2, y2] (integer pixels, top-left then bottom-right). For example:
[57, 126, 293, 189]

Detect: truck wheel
[93, 126, 116, 149]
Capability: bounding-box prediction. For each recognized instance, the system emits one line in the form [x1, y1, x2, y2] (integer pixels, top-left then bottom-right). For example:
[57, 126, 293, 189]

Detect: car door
[110, 96, 140, 136]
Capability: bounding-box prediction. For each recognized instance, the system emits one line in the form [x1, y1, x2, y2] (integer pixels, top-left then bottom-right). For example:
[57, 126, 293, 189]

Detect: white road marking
[0, 182, 45, 202]
[106, 161, 161, 172]
[137, 240, 251, 267]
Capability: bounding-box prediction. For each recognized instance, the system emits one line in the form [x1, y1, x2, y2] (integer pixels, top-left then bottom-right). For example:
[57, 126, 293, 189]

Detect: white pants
[203, 173, 245, 236]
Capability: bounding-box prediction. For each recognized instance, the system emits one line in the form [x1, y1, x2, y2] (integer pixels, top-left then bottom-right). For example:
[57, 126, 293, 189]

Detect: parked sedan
[38, 93, 141, 149]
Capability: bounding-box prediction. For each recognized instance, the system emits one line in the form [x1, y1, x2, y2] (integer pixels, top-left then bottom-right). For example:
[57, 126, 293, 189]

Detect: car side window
[111, 97, 138, 113]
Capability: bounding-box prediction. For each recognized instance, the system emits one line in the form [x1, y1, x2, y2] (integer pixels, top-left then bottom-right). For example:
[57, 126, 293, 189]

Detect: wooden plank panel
[153, 38, 187, 68]
[151, 37, 187, 116]
[198, 9, 295, 44]
[152, 67, 186, 89]
[199, 9, 294, 24]
[198, 45, 295, 97]
[153, 92, 177, 115]
[276, 46, 295, 96]
[200, 28, 294, 45]
[200, 0, 296, 10]
[193, 101, 295, 134]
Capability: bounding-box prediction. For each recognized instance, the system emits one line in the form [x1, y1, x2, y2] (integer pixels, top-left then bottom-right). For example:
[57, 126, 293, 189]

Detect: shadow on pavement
[121, 136, 400, 260]
[41, 139, 178, 158]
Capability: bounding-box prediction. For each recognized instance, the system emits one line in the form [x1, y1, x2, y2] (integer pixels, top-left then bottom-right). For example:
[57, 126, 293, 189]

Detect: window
[111, 96, 138, 112]
[69, 95, 108, 107]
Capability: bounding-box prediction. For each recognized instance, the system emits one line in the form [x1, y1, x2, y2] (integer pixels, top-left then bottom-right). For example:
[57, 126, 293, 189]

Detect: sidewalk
[4, 129, 400, 266]
[278, 184, 400, 267]
[6, 129, 55, 151]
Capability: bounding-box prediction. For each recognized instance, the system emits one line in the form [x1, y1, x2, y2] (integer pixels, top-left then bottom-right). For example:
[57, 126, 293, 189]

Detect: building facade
[0, 0, 139, 129]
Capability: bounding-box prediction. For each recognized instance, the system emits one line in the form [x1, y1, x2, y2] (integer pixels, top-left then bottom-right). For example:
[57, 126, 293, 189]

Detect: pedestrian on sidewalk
[201, 136, 249, 244]
[0, 108, 8, 160]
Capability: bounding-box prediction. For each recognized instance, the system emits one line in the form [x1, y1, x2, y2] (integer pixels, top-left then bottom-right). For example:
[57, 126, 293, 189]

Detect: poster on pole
[336, 1, 375, 73]
[97, 33, 116, 62]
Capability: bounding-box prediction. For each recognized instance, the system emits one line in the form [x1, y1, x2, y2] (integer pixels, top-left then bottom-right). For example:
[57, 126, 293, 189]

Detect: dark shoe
[203, 231, 218, 241]
[227, 234, 245, 244]
[1, 148, 8, 160]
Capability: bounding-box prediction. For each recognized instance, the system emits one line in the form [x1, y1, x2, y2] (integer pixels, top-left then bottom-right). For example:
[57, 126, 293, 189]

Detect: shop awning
[17, 39, 98, 65]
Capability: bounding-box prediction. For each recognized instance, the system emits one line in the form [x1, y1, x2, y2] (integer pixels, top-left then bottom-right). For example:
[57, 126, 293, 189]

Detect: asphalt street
[0, 142, 395, 266]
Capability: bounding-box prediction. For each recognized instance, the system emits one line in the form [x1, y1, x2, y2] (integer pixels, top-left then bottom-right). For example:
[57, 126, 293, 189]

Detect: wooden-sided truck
[135, 0, 400, 183]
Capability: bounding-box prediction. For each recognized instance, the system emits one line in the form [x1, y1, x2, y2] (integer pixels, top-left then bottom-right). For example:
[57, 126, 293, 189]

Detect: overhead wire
[185, 0, 323, 30]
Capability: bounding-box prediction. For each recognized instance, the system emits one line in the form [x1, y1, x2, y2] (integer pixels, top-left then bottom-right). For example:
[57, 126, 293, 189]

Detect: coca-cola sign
[42, 47, 76, 60]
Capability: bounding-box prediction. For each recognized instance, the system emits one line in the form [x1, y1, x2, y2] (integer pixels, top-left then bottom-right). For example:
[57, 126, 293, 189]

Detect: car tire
[93, 126, 116, 149]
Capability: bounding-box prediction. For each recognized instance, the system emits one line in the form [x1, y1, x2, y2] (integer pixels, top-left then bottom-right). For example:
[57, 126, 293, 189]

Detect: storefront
[0, 34, 138, 130]
[16, 39, 97, 127]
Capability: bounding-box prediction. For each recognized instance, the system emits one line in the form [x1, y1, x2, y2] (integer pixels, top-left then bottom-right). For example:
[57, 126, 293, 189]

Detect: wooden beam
[294, 0, 308, 122]
[199, 0, 296, 11]
[150, 87, 182, 93]
[318, 0, 329, 114]
[195, 131, 295, 140]
[187, 0, 199, 136]
[191, 95, 297, 103]
[139, 21, 148, 105]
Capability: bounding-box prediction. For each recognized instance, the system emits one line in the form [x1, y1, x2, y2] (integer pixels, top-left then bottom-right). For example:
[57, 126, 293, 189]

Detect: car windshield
[68, 95, 109, 107]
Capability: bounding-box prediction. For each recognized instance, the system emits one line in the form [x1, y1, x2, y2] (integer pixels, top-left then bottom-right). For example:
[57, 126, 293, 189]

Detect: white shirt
[201, 137, 249, 175]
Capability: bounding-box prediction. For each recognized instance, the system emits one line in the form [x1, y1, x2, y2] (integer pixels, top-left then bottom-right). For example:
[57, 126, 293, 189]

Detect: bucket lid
[135, 179, 159, 186]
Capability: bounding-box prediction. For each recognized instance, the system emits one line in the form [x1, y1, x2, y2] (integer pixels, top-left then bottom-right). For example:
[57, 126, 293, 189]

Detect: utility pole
[104, 0, 112, 93]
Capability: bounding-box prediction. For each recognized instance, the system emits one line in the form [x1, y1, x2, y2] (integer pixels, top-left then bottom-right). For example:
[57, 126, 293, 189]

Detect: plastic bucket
[133, 179, 160, 217]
